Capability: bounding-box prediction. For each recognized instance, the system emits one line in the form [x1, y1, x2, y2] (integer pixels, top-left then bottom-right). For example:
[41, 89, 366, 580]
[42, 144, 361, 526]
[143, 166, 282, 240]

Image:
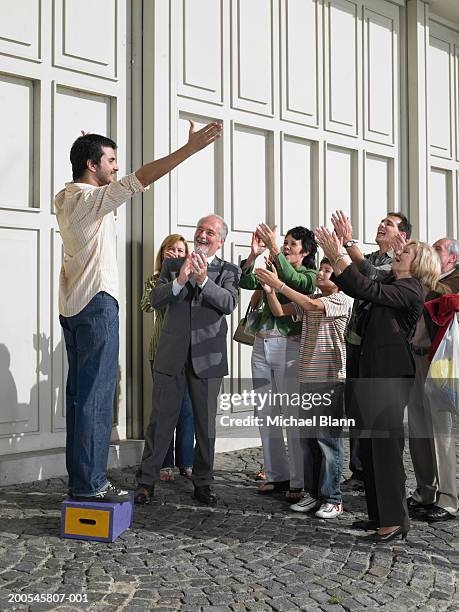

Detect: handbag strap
[243, 301, 252, 319]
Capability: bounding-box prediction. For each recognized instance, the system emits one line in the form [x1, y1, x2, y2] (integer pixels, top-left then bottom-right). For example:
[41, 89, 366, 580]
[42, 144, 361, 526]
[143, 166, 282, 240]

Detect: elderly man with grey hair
[135, 214, 241, 505]
[408, 237, 459, 523]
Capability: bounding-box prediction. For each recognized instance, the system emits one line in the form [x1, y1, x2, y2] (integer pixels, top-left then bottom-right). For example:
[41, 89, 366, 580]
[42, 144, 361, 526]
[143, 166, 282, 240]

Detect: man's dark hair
[387, 211, 412, 239]
[70, 134, 117, 181]
[285, 226, 318, 270]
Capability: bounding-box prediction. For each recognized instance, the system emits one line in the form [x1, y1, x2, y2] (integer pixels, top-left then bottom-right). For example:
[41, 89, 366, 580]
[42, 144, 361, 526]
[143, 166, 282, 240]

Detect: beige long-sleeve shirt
[55, 172, 146, 317]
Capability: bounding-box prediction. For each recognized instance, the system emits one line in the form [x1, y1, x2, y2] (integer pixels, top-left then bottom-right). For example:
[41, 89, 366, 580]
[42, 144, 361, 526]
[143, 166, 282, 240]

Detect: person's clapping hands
[255, 261, 280, 294]
[191, 251, 208, 285]
[256, 223, 279, 257]
[389, 233, 406, 257]
[314, 226, 342, 262]
[177, 255, 194, 286]
[331, 210, 353, 242]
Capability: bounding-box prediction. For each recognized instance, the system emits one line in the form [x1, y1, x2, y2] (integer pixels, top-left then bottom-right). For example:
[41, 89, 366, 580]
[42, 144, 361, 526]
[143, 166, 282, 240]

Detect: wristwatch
[343, 239, 358, 249]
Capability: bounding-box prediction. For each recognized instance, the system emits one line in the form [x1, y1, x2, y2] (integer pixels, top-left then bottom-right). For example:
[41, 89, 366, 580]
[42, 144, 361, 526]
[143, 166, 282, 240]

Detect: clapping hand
[314, 226, 342, 261]
[255, 266, 280, 294]
[177, 255, 194, 285]
[389, 233, 406, 256]
[191, 251, 208, 285]
[256, 223, 278, 255]
[331, 210, 353, 242]
[250, 231, 267, 259]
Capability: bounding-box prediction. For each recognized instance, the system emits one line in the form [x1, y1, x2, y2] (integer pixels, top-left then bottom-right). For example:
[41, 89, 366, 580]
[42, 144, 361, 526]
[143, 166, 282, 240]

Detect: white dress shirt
[55, 173, 146, 317]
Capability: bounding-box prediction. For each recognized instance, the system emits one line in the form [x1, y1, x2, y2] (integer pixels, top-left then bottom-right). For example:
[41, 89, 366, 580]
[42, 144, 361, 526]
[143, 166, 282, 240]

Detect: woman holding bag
[239, 225, 317, 502]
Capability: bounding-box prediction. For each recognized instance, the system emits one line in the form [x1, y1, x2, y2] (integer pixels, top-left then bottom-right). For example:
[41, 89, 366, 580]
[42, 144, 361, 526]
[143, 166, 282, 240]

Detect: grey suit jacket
[150, 256, 241, 378]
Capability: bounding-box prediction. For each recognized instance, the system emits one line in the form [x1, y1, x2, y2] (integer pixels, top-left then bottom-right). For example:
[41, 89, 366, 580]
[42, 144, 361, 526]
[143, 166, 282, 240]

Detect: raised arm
[255, 268, 324, 313]
[331, 210, 365, 265]
[333, 265, 423, 311]
[135, 121, 221, 187]
[263, 289, 296, 317]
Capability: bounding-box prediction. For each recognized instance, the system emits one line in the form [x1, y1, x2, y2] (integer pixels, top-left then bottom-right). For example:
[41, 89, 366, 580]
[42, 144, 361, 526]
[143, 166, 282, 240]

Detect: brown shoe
[258, 480, 290, 495]
[285, 488, 304, 503]
[134, 484, 154, 504]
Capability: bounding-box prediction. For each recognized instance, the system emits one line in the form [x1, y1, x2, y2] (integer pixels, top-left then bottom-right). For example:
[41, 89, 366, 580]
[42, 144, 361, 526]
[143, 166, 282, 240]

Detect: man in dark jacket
[135, 215, 241, 505]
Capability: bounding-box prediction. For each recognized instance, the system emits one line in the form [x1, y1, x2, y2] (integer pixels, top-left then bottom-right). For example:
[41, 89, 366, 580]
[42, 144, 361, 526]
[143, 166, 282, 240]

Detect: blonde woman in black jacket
[315, 227, 440, 542]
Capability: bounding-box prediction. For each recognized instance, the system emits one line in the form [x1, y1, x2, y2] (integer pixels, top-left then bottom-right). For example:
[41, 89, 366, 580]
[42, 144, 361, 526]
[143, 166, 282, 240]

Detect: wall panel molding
[363, 153, 393, 244]
[0, 0, 41, 62]
[428, 32, 453, 159]
[363, 6, 398, 146]
[231, 0, 275, 116]
[53, 0, 118, 80]
[231, 123, 271, 232]
[0, 73, 37, 210]
[281, 0, 319, 127]
[324, 0, 359, 136]
[0, 226, 40, 437]
[177, 0, 224, 105]
[281, 135, 314, 234]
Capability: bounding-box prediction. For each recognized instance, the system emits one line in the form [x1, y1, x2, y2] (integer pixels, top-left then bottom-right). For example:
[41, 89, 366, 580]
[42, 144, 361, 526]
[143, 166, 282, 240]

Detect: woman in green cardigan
[240, 225, 317, 502]
[141, 234, 194, 480]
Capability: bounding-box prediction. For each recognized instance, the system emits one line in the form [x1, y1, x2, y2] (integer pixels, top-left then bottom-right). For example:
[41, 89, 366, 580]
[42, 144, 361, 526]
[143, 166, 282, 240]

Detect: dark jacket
[151, 256, 241, 378]
[333, 264, 424, 378]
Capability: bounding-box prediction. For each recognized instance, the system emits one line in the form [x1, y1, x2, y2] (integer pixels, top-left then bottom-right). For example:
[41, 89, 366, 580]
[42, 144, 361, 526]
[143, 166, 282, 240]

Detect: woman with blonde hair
[140, 234, 194, 481]
[315, 230, 441, 542]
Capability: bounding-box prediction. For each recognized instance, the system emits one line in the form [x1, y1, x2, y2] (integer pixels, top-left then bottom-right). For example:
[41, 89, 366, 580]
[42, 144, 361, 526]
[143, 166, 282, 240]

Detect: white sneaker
[290, 493, 320, 513]
[315, 502, 343, 519]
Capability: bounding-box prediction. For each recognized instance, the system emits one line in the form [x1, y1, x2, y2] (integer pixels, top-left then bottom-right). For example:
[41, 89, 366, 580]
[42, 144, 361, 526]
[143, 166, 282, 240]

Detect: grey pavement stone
[0, 446, 457, 610]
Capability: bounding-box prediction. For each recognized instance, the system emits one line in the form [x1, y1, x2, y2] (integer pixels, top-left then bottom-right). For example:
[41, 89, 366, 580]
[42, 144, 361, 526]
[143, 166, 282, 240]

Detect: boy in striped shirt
[255, 258, 351, 519]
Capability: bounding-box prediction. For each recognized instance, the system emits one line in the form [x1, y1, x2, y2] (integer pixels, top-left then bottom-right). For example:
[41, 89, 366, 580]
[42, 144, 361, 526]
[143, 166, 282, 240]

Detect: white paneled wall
[142, 0, 405, 412]
[0, 0, 128, 456]
[426, 18, 459, 242]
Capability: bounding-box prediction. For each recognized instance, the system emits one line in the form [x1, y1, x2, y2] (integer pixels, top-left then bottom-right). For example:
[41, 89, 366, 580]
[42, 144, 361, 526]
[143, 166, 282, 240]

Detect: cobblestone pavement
[0, 445, 458, 612]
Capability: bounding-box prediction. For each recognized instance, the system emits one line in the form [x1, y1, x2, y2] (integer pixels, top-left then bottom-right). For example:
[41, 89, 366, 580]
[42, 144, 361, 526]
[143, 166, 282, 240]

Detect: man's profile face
[433, 238, 456, 274]
[91, 146, 119, 186]
[375, 215, 403, 246]
[194, 216, 224, 257]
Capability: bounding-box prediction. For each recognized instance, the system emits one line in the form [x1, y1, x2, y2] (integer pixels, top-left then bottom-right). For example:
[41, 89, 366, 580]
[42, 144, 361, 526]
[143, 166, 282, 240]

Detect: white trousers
[251, 336, 303, 489]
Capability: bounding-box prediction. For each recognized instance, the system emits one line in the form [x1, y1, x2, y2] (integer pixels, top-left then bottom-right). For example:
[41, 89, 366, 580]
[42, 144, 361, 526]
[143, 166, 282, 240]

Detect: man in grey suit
[135, 214, 241, 505]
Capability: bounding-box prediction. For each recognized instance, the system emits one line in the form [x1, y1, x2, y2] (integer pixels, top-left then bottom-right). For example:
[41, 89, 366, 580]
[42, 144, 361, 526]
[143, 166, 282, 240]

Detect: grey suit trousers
[408, 353, 458, 514]
[137, 355, 222, 487]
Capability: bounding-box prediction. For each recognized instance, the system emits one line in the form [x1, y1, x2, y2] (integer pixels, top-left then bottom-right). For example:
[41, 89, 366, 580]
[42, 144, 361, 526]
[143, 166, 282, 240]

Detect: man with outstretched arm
[56, 122, 221, 503]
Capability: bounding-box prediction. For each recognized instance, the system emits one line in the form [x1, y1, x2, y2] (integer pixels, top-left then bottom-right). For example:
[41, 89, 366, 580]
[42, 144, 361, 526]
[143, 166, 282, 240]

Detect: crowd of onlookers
[138, 210, 458, 543]
[56, 130, 456, 541]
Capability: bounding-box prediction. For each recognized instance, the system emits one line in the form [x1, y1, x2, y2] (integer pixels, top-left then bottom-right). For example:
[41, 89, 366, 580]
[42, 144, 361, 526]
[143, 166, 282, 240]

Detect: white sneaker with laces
[290, 493, 319, 513]
[315, 502, 343, 519]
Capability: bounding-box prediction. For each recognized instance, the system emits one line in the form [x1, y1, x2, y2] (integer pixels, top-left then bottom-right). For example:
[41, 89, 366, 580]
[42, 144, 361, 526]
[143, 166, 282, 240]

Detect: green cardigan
[239, 252, 317, 336]
[140, 273, 164, 361]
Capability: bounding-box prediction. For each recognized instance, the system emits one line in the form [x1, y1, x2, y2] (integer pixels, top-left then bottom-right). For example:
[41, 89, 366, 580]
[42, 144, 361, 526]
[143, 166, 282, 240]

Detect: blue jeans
[302, 436, 344, 504]
[301, 381, 345, 503]
[60, 292, 119, 496]
[160, 381, 194, 469]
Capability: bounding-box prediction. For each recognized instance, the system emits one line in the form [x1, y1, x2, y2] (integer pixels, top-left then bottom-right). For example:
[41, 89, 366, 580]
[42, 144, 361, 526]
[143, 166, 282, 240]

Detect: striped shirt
[55, 173, 146, 317]
[294, 293, 351, 383]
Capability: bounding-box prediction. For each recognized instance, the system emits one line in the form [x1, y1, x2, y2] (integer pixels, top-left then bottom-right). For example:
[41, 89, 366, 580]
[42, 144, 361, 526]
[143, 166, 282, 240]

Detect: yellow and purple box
[61, 496, 133, 542]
